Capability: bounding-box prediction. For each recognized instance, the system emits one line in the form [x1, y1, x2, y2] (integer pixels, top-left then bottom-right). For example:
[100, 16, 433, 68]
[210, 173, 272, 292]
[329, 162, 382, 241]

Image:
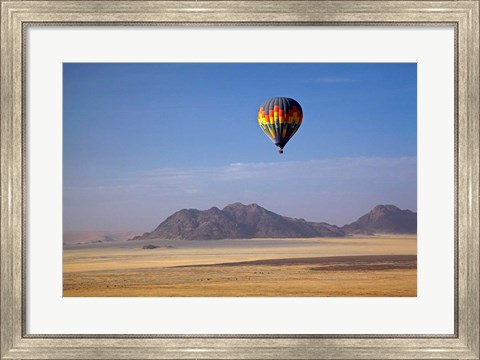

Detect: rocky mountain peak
[342, 204, 416, 234]
[130, 202, 345, 240]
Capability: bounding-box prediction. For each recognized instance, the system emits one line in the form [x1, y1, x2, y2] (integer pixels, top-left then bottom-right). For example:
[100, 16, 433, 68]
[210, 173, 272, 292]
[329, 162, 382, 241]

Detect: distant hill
[63, 230, 139, 245]
[129, 203, 345, 240]
[342, 205, 417, 234]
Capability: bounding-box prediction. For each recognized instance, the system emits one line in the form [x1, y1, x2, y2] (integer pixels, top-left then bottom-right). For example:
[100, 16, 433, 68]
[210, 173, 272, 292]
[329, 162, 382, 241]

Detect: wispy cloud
[310, 77, 358, 84]
[112, 157, 415, 188]
[63, 157, 417, 232]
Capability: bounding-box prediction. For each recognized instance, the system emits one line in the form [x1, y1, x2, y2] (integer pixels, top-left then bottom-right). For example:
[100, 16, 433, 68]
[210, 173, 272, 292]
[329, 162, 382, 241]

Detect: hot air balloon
[257, 97, 303, 154]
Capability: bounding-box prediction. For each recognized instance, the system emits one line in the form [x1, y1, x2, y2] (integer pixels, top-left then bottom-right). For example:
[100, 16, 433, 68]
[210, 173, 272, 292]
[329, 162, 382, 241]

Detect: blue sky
[63, 63, 417, 232]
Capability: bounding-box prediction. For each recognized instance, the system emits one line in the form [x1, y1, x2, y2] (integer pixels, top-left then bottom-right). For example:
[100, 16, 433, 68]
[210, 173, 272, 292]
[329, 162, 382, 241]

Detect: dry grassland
[63, 235, 416, 297]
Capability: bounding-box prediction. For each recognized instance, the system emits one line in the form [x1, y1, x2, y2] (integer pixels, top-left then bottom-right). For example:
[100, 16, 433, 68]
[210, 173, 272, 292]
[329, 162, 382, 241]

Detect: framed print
[61, 62, 418, 299]
[1, 1, 479, 359]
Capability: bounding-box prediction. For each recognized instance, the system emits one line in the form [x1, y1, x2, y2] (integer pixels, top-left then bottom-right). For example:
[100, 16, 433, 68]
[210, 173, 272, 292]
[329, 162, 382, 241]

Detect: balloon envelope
[257, 97, 303, 153]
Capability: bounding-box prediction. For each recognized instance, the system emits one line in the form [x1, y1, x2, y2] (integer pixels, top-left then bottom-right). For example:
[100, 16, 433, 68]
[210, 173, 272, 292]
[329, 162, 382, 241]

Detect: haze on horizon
[63, 63, 417, 233]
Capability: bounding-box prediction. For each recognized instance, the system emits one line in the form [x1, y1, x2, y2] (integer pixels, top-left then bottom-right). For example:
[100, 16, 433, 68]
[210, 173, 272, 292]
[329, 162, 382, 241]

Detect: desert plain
[63, 234, 416, 297]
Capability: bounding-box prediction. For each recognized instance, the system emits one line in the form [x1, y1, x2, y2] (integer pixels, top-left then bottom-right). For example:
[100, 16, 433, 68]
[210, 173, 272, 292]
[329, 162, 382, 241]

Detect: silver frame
[1, 1, 478, 359]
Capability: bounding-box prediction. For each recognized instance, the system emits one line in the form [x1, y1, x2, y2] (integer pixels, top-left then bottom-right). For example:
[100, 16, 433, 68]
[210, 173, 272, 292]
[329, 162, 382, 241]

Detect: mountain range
[129, 203, 416, 241]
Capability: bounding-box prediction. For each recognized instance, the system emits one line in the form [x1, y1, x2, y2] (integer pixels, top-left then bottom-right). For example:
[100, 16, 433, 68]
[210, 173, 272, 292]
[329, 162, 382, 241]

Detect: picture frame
[1, 0, 478, 358]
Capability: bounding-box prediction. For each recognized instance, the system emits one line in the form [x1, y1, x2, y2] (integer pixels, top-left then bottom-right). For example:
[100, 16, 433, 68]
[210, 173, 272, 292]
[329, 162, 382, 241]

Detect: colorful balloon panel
[258, 97, 303, 152]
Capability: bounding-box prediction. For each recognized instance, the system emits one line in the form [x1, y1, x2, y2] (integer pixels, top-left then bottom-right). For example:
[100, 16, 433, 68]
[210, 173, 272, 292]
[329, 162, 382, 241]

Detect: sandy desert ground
[63, 235, 416, 297]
